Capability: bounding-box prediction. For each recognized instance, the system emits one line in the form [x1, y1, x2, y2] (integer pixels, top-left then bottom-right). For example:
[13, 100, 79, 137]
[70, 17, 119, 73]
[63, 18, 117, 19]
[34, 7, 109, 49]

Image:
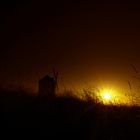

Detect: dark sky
[1, 0, 140, 92]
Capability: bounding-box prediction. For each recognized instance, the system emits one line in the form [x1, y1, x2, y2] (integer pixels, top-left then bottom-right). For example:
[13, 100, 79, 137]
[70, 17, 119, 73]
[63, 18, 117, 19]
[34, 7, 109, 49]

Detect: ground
[0, 89, 139, 140]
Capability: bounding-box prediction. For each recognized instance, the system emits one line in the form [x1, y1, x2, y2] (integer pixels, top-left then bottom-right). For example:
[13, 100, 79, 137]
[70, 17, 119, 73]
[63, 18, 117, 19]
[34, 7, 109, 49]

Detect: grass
[0, 88, 139, 140]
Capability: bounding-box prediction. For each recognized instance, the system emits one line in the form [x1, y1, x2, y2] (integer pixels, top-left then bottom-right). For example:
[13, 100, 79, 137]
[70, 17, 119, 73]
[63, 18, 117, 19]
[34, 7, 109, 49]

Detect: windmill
[38, 68, 59, 100]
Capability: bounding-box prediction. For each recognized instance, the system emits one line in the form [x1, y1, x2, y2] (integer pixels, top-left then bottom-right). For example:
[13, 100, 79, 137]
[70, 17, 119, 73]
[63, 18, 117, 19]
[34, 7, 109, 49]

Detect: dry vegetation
[0, 87, 139, 140]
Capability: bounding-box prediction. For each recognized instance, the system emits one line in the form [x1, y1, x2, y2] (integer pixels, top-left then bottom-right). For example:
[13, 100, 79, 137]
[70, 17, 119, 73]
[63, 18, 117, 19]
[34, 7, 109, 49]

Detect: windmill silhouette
[39, 69, 58, 100]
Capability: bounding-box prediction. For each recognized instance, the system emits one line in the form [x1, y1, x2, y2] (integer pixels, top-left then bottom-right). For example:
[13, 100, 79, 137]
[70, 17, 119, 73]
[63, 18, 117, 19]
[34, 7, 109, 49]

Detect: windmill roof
[39, 75, 54, 82]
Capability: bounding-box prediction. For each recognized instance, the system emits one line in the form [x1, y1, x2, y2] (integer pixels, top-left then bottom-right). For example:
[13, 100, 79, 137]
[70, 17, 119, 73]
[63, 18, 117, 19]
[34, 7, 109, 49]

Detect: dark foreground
[0, 89, 139, 140]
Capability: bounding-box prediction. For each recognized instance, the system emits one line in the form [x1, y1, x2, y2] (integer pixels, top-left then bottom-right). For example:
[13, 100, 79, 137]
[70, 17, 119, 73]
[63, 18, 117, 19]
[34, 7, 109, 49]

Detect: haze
[1, 1, 140, 96]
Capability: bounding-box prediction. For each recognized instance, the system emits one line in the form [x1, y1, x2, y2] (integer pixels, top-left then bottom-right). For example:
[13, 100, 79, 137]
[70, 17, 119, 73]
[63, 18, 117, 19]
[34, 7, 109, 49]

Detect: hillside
[0, 89, 139, 140]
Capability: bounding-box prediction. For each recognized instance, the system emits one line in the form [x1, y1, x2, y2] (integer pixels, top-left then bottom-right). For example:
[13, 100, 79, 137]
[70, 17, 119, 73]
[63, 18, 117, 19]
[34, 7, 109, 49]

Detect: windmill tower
[39, 70, 58, 99]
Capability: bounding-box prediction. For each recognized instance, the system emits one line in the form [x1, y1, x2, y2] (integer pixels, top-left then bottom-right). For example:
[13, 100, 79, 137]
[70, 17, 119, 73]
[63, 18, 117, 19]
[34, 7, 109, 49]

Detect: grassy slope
[0, 89, 139, 140]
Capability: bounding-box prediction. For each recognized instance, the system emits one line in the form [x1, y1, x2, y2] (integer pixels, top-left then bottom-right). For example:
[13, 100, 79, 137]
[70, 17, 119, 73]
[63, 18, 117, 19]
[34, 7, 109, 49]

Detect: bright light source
[99, 89, 115, 104]
[98, 87, 134, 105]
[103, 92, 111, 100]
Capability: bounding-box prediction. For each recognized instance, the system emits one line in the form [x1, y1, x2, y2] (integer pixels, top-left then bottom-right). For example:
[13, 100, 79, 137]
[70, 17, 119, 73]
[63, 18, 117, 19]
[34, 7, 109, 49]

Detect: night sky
[1, 1, 140, 93]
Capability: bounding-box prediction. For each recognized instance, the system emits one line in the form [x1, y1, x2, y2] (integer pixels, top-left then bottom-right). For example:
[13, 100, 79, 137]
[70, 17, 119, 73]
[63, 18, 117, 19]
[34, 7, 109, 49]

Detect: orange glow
[98, 87, 131, 105]
[99, 89, 115, 104]
[103, 92, 111, 100]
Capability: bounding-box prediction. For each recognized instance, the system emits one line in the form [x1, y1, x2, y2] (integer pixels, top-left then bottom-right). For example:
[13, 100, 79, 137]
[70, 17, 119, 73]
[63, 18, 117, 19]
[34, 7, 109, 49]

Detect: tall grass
[0, 86, 139, 139]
